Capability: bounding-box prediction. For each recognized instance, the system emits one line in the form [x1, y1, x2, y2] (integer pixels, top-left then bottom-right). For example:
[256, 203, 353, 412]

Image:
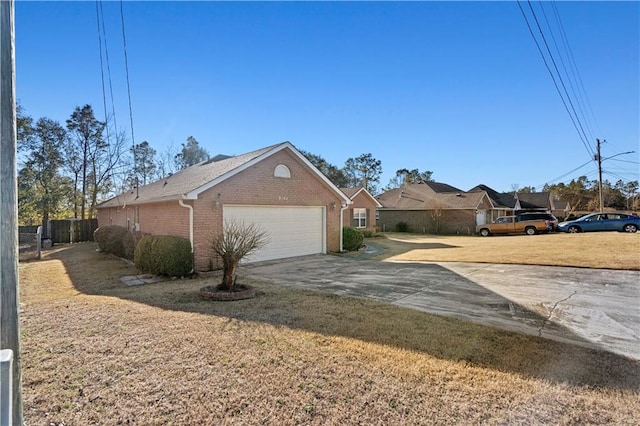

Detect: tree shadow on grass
[44, 243, 640, 392]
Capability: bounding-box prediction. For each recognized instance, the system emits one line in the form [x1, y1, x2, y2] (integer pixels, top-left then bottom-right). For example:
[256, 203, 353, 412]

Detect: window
[353, 208, 366, 228]
[274, 164, 291, 178]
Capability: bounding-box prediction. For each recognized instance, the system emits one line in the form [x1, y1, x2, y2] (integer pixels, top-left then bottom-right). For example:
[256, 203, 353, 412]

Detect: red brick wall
[193, 149, 343, 270]
[342, 191, 378, 232]
[96, 202, 190, 237]
[97, 147, 344, 271]
[378, 209, 477, 235]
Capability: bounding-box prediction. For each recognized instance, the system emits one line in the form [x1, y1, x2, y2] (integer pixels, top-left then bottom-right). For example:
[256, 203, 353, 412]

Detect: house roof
[516, 192, 551, 209]
[423, 181, 463, 193]
[97, 142, 350, 208]
[469, 184, 514, 209]
[377, 184, 489, 210]
[339, 187, 383, 208]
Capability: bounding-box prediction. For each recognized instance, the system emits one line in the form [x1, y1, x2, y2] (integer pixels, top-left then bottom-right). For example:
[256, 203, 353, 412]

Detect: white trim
[339, 202, 348, 252]
[178, 199, 194, 254]
[223, 204, 326, 260]
[347, 187, 383, 208]
[352, 207, 367, 228]
[185, 142, 351, 204]
[274, 164, 291, 178]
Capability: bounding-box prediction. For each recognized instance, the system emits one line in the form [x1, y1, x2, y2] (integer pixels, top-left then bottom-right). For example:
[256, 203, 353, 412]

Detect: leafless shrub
[211, 220, 269, 290]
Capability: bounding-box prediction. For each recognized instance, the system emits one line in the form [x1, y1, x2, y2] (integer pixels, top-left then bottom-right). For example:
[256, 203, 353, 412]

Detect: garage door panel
[223, 206, 324, 263]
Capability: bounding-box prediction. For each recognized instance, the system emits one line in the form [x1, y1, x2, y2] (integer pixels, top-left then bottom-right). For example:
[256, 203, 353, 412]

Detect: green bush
[93, 226, 110, 252]
[134, 235, 193, 277]
[342, 227, 364, 252]
[396, 221, 409, 232]
[93, 225, 140, 260]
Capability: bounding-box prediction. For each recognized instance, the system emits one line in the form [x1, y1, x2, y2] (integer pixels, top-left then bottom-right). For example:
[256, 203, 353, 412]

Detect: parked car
[557, 212, 640, 233]
[476, 215, 552, 236]
[517, 212, 558, 231]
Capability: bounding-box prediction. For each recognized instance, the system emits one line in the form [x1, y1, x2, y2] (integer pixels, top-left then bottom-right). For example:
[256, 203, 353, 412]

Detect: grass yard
[370, 232, 640, 270]
[18, 242, 640, 425]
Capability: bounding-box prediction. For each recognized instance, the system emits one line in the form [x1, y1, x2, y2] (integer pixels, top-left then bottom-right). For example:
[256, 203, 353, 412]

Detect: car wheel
[568, 226, 581, 233]
[479, 228, 490, 237]
[525, 227, 537, 235]
[623, 224, 638, 233]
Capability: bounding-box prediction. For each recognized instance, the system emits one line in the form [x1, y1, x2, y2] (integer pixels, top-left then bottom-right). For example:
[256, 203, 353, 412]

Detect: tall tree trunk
[81, 139, 88, 219]
[73, 172, 79, 219]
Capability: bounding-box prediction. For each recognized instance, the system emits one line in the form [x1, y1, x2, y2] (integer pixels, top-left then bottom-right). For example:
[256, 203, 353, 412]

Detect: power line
[550, 1, 602, 138]
[119, 0, 136, 156]
[539, 2, 595, 143]
[537, 158, 593, 188]
[95, 1, 109, 135]
[525, 0, 594, 157]
[517, 1, 595, 160]
[95, 1, 118, 140]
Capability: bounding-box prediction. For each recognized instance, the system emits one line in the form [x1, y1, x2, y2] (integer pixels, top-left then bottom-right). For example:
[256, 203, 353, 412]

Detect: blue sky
[16, 1, 639, 193]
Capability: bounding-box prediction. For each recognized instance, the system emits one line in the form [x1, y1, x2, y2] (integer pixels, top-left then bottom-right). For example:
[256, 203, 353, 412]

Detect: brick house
[96, 142, 351, 271]
[377, 182, 493, 235]
[469, 184, 566, 220]
[339, 187, 382, 233]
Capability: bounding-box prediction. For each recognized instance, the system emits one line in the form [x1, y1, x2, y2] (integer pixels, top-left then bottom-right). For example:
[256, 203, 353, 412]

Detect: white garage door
[223, 205, 325, 263]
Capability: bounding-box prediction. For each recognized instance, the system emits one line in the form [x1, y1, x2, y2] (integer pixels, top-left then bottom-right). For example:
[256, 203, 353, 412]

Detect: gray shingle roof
[97, 142, 316, 208]
[377, 184, 488, 210]
[517, 192, 551, 209]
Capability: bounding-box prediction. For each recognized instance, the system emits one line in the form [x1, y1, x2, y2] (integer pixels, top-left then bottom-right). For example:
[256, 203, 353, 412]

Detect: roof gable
[516, 192, 551, 209]
[98, 142, 350, 208]
[339, 187, 383, 208]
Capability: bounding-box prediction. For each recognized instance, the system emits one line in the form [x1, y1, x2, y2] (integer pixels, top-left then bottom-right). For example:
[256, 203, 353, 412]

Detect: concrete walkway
[244, 254, 640, 360]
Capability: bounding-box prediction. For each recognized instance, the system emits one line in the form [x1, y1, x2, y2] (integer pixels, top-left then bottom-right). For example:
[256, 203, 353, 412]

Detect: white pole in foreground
[1, 349, 13, 425]
[0, 0, 23, 424]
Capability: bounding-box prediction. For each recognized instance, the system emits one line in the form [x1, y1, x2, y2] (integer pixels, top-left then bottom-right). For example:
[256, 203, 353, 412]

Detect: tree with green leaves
[385, 168, 433, 190]
[344, 153, 382, 194]
[300, 149, 350, 187]
[174, 136, 209, 169]
[66, 105, 106, 219]
[18, 118, 73, 233]
[131, 141, 157, 186]
[17, 103, 34, 146]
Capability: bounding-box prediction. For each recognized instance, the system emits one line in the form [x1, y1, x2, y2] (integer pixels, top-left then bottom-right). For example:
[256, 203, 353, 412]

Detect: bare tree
[211, 221, 269, 291]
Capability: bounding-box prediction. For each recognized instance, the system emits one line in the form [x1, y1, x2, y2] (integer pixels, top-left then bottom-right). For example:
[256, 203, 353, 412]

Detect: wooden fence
[48, 219, 98, 243]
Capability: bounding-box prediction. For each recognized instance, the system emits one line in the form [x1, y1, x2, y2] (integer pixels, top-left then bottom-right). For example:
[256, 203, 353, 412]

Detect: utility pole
[596, 138, 604, 212]
[0, 0, 23, 424]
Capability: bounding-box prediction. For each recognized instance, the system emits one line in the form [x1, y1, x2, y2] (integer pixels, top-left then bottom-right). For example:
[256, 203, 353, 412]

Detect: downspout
[179, 199, 194, 273]
[339, 202, 349, 252]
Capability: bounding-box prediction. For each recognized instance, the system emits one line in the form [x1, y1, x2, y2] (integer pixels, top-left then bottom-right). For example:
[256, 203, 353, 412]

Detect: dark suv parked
[517, 212, 558, 231]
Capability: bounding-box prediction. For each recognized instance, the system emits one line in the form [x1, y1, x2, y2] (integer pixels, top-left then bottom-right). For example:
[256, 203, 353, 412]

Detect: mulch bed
[199, 283, 256, 301]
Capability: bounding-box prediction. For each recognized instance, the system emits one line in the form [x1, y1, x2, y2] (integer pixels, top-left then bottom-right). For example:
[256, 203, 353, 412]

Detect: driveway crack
[538, 291, 577, 337]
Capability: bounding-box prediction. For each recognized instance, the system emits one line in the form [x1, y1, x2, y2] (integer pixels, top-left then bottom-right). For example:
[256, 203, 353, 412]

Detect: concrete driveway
[244, 253, 640, 360]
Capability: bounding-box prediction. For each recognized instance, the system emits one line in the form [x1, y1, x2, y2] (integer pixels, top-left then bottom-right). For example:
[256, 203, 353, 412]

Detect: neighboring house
[96, 142, 351, 271]
[376, 182, 493, 235]
[550, 197, 571, 219]
[468, 184, 517, 219]
[469, 184, 560, 221]
[339, 187, 382, 232]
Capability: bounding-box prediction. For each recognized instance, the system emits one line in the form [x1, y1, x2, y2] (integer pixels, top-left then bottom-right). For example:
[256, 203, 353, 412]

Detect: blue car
[557, 212, 640, 233]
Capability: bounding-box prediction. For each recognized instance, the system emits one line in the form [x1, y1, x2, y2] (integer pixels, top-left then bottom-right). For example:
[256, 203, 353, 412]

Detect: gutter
[178, 199, 194, 253]
[339, 202, 349, 252]
[178, 199, 194, 274]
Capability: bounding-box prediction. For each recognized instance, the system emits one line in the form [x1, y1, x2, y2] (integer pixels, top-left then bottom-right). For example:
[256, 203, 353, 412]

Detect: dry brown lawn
[370, 232, 640, 270]
[19, 242, 640, 425]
